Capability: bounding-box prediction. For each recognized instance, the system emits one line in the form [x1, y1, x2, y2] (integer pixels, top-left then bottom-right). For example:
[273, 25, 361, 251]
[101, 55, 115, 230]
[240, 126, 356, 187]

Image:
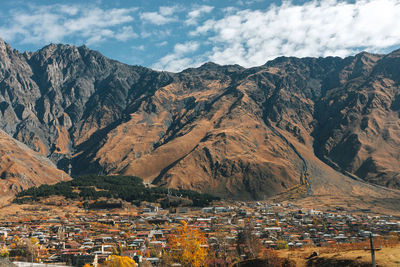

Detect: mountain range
[0, 37, 399, 202]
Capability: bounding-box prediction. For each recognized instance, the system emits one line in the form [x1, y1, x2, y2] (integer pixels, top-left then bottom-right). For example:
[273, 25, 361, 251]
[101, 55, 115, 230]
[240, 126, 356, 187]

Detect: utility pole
[68, 163, 72, 176]
[369, 233, 376, 267]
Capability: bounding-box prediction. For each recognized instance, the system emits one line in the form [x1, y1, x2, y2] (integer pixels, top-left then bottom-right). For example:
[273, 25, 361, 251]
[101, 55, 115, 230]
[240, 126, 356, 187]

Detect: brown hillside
[0, 130, 70, 204]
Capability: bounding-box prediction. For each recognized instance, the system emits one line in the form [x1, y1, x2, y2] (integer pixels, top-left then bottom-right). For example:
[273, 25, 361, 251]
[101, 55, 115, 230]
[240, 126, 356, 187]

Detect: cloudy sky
[1, 0, 400, 72]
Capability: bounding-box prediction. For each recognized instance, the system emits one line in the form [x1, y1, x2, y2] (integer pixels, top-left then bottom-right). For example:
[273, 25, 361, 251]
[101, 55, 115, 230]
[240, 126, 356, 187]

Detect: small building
[0, 231, 7, 239]
[214, 207, 227, 213]
[202, 207, 213, 213]
[177, 207, 189, 214]
[149, 230, 163, 239]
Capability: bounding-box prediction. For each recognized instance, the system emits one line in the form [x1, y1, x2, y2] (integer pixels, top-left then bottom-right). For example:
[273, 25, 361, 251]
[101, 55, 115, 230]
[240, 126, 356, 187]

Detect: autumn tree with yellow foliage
[101, 255, 137, 267]
[24, 237, 40, 262]
[164, 221, 208, 267]
[0, 246, 9, 258]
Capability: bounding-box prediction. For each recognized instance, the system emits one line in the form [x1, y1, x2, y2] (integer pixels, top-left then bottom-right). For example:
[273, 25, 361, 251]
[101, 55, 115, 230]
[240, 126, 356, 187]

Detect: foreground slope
[0, 37, 399, 199]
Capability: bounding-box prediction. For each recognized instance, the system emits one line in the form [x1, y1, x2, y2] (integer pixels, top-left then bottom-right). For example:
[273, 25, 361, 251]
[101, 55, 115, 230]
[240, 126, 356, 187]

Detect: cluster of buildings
[0, 201, 399, 266]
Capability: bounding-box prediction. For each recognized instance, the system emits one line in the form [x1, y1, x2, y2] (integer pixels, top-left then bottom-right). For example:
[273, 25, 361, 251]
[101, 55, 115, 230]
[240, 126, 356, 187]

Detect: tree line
[13, 175, 219, 207]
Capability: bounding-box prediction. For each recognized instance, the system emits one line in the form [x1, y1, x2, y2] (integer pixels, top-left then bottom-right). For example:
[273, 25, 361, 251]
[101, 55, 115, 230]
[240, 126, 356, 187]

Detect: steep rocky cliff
[0, 37, 399, 199]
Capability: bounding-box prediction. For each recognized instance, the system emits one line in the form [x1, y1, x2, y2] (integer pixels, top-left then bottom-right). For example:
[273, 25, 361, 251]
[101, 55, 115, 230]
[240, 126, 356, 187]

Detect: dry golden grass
[313, 246, 400, 267]
[277, 241, 400, 267]
[318, 237, 400, 254]
[54, 125, 70, 154]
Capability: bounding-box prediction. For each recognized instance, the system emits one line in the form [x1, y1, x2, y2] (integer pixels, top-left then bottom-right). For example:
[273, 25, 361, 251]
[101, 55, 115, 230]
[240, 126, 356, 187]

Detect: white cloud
[156, 41, 168, 47]
[0, 4, 137, 45]
[152, 41, 203, 72]
[159, 6, 179, 16]
[140, 12, 175, 25]
[174, 42, 200, 54]
[132, 44, 145, 51]
[236, 0, 264, 6]
[190, 0, 400, 67]
[59, 5, 79, 16]
[140, 6, 179, 25]
[185, 5, 214, 25]
[115, 26, 138, 42]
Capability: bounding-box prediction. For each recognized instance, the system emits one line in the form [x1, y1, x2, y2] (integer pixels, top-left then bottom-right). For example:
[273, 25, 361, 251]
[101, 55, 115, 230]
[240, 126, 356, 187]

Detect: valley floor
[0, 194, 399, 266]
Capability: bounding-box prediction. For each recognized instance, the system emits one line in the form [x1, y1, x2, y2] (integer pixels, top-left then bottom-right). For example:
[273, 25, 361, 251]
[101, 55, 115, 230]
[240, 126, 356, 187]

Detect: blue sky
[1, 0, 400, 72]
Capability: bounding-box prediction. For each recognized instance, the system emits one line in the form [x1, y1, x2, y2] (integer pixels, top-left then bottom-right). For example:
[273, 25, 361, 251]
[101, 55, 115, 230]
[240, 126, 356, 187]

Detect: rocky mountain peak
[0, 41, 399, 200]
[0, 38, 12, 57]
[386, 48, 400, 58]
[0, 37, 5, 50]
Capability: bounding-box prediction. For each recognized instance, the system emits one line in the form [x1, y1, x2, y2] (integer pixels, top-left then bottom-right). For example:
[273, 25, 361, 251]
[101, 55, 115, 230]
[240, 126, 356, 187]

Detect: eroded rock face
[0, 37, 399, 199]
